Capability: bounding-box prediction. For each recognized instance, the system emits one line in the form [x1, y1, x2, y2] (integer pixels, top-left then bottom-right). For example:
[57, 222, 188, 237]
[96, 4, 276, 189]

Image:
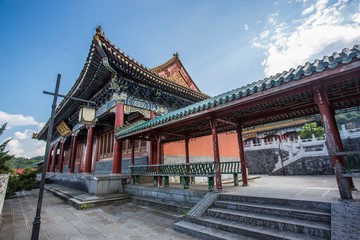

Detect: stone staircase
[45, 184, 131, 209]
[132, 196, 191, 214]
[174, 194, 331, 240]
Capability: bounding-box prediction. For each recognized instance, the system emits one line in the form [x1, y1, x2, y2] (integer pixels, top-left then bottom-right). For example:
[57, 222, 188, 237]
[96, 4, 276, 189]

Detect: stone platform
[45, 184, 131, 210]
[46, 173, 130, 195]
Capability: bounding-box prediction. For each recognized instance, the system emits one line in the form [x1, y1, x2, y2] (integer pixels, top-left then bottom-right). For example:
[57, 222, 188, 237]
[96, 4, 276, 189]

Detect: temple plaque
[56, 121, 71, 137]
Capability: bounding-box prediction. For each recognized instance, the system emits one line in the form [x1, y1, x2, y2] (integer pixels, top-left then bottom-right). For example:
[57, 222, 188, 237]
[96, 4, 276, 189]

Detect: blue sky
[0, 0, 359, 157]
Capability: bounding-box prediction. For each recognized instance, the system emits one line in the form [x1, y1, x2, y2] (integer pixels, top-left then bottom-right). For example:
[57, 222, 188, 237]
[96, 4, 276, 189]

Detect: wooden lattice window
[121, 140, 147, 155]
[98, 130, 114, 159]
[122, 139, 128, 152]
[63, 149, 70, 164]
[140, 140, 147, 153]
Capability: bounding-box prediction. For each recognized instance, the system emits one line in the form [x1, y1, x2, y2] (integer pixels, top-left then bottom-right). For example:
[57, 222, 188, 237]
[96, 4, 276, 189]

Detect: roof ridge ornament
[96, 25, 104, 36]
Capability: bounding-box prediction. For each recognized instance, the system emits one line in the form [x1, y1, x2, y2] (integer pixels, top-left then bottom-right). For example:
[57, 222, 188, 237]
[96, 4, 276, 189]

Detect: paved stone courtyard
[1, 175, 360, 239]
[0, 190, 195, 240]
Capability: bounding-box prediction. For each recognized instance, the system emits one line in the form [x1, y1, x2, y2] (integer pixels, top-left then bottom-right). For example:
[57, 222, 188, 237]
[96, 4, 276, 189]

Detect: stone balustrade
[0, 174, 9, 217]
[242, 125, 360, 173]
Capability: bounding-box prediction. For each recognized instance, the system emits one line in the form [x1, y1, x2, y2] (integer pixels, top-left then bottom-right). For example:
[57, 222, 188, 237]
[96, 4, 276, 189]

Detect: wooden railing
[130, 161, 242, 190]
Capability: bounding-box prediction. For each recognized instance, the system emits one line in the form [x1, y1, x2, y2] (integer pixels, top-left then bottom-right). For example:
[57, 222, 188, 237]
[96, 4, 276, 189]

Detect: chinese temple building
[37, 26, 209, 175]
[38, 26, 360, 200]
[115, 42, 360, 199]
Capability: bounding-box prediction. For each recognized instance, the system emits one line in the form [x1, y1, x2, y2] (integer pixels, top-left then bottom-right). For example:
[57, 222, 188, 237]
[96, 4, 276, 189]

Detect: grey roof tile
[116, 44, 360, 138]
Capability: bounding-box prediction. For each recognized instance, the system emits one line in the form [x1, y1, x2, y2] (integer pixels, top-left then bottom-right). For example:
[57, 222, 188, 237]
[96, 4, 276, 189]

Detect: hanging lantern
[78, 105, 96, 125]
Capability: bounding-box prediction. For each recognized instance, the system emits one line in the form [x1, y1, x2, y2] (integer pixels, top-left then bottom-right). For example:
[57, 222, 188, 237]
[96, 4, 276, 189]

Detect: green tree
[335, 111, 360, 127]
[0, 123, 13, 173]
[6, 168, 37, 197]
[297, 122, 324, 139]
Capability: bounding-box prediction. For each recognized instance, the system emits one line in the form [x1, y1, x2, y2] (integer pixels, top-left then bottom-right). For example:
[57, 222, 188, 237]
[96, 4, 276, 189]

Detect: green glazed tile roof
[116, 44, 360, 138]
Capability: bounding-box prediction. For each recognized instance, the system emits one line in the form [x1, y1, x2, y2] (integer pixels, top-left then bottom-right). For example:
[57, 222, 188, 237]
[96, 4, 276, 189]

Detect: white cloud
[37, 122, 45, 131]
[0, 111, 38, 128]
[244, 24, 249, 31]
[302, 4, 314, 15]
[353, 11, 360, 24]
[268, 12, 279, 26]
[252, 0, 360, 76]
[6, 128, 46, 158]
[14, 131, 28, 140]
[0, 111, 46, 158]
[315, 0, 329, 10]
[260, 30, 270, 39]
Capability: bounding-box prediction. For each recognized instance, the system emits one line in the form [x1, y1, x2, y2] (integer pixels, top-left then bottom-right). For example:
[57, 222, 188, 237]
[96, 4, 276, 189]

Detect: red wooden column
[148, 111, 157, 165]
[209, 117, 222, 191]
[236, 122, 248, 186]
[50, 143, 58, 172]
[313, 86, 353, 199]
[95, 136, 100, 162]
[184, 135, 191, 188]
[69, 132, 78, 173]
[58, 139, 65, 173]
[46, 147, 53, 172]
[157, 133, 163, 187]
[149, 141, 157, 165]
[185, 135, 190, 164]
[112, 102, 125, 173]
[84, 125, 95, 173]
[130, 139, 135, 183]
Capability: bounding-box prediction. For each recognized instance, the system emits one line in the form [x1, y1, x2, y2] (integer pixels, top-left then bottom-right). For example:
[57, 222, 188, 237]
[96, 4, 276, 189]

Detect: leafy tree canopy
[335, 111, 360, 127]
[297, 122, 324, 140]
[0, 123, 14, 173]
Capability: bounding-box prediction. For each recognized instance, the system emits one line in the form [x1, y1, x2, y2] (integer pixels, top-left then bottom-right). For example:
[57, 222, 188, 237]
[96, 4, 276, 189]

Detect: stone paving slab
[0, 190, 196, 240]
[222, 175, 360, 202]
[2, 175, 360, 239]
[331, 200, 360, 240]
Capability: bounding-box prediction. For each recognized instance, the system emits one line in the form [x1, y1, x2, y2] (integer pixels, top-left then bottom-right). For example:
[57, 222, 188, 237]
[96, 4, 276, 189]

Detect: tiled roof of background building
[116, 44, 360, 138]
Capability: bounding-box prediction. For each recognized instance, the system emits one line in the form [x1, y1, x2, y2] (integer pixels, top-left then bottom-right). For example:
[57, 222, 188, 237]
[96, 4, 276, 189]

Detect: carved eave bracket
[110, 73, 128, 103]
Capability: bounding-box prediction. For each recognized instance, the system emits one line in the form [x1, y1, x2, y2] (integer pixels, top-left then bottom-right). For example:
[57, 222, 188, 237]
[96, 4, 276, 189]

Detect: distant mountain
[6, 156, 44, 170]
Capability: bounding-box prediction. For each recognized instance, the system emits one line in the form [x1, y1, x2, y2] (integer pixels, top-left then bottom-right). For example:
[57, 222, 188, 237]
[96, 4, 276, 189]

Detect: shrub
[297, 122, 324, 139]
[6, 168, 37, 198]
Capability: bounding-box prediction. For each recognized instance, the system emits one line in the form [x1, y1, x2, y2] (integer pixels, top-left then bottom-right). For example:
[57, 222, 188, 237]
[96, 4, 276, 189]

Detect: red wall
[164, 133, 240, 158]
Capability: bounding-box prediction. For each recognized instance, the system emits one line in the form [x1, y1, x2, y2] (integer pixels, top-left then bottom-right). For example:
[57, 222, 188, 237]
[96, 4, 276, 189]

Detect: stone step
[213, 200, 331, 222]
[207, 208, 330, 238]
[174, 220, 255, 240]
[45, 185, 131, 209]
[183, 216, 327, 240]
[187, 192, 219, 218]
[132, 196, 190, 214]
[218, 194, 331, 213]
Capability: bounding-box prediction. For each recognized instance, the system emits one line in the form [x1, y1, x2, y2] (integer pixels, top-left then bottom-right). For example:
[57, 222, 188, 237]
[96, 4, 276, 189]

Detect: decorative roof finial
[173, 52, 179, 58]
[96, 25, 103, 36]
